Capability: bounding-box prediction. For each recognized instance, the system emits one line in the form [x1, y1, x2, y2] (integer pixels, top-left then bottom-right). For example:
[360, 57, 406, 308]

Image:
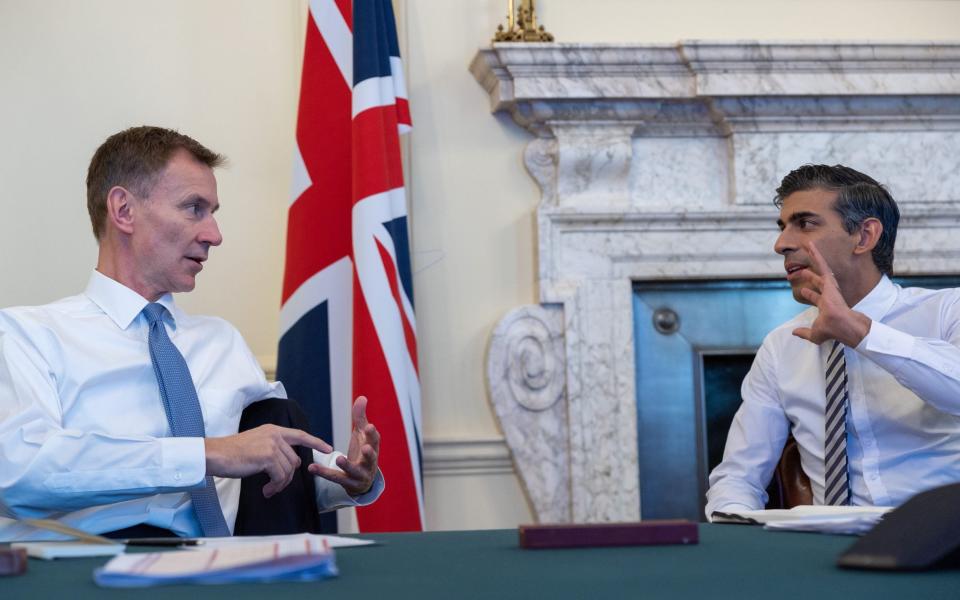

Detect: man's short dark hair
[774, 164, 900, 276]
[86, 126, 225, 242]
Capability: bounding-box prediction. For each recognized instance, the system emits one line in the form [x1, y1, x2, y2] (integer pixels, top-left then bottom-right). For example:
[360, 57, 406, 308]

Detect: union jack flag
[277, 0, 422, 533]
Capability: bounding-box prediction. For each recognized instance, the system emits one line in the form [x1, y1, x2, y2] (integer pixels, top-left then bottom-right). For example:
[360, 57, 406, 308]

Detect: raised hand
[791, 241, 871, 347]
[309, 396, 380, 496]
[204, 425, 333, 498]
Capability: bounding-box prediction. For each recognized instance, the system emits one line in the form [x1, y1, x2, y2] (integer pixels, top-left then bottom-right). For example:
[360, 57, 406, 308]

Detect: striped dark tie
[824, 340, 851, 506]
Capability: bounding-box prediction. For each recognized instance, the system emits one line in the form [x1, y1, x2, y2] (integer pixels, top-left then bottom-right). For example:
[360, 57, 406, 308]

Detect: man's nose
[200, 216, 223, 247]
[774, 229, 793, 256]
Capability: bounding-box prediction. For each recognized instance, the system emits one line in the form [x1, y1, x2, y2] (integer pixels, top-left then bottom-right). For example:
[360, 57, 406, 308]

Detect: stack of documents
[712, 505, 891, 535]
[94, 535, 338, 587]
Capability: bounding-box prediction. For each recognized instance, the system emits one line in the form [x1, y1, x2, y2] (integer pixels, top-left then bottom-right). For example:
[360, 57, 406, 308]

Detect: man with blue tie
[0, 126, 383, 539]
[706, 164, 960, 518]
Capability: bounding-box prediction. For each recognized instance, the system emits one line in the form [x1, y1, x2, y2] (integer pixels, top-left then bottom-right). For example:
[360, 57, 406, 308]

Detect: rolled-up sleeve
[855, 318, 960, 416]
[0, 329, 206, 517]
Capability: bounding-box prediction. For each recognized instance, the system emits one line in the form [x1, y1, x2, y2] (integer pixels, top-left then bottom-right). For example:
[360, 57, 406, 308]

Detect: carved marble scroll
[487, 305, 569, 523]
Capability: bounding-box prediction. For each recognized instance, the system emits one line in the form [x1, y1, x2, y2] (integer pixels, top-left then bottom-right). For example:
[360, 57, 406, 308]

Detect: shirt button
[175, 472, 182, 481]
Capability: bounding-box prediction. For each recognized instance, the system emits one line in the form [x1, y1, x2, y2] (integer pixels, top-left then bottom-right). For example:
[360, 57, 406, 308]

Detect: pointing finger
[803, 241, 835, 282]
[280, 428, 333, 454]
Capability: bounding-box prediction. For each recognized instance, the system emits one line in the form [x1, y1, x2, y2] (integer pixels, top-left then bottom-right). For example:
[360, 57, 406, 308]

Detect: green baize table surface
[4, 524, 959, 599]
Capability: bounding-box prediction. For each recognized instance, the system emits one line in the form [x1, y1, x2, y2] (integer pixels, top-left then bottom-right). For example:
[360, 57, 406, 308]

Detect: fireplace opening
[699, 351, 783, 511]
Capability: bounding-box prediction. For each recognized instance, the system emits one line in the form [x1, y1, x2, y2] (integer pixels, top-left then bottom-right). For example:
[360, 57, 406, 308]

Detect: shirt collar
[84, 270, 178, 330]
[851, 274, 897, 322]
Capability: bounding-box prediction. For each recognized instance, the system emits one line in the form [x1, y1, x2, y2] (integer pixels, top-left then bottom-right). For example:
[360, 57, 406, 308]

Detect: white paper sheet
[713, 505, 892, 535]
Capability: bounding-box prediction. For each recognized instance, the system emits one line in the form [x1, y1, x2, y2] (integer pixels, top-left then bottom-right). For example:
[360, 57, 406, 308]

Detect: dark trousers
[233, 398, 331, 535]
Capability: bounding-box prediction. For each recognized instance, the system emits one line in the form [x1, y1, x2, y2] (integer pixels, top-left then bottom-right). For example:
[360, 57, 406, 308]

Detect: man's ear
[106, 186, 136, 235]
[854, 217, 883, 257]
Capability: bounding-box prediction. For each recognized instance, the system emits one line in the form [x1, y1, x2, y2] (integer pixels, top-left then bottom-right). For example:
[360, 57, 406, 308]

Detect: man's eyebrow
[778, 210, 820, 228]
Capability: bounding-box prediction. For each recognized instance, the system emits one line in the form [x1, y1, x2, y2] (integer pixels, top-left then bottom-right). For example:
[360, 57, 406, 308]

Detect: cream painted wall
[1, 0, 957, 531]
[0, 0, 302, 366]
[535, 0, 960, 43]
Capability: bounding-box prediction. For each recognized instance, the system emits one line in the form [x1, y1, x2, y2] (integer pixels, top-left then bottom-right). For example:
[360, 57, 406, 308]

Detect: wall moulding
[473, 41, 960, 523]
[421, 437, 514, 477]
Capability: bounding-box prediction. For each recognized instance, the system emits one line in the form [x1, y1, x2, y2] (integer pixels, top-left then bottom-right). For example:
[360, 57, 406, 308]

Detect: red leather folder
[0, 548, 27, 576]
[519, 520, 698, 549]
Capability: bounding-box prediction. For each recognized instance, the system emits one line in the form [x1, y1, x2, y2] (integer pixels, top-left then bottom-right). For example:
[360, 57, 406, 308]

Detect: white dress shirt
[0, 271, 383, 540]
[706, 275, 960, 518]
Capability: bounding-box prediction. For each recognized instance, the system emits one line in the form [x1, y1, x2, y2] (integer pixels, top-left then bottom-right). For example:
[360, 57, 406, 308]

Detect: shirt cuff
[706, 502, 756, 522]
[857, 320, 915, 358]
[159, 437, 206, 488]
[312, 451, 386, 511]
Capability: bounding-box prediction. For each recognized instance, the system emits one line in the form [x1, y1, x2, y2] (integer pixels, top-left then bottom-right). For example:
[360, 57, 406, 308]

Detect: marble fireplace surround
[470, 42, 960, 523]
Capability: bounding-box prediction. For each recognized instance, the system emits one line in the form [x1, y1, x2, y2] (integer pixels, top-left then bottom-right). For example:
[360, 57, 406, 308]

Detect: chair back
[773, 435, 813, 508]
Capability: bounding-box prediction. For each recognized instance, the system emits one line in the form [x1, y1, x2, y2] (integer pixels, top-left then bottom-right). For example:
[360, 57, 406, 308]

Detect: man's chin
[790, 285, 813, 306]
[171, 277, 197, 294]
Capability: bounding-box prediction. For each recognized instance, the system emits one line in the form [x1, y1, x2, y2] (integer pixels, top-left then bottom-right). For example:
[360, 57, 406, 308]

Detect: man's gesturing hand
[309, 396, 380, 497]
[792, 241, 871, 347]
[204, 426, 333, 498]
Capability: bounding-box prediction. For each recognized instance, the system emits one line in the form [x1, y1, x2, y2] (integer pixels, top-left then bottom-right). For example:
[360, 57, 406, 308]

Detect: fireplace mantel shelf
[474, 41, 960, 524]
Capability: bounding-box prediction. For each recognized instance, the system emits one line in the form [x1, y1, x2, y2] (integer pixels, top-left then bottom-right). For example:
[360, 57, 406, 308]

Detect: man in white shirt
[0, 126, 384, 539]
[706, 164, 960, 518]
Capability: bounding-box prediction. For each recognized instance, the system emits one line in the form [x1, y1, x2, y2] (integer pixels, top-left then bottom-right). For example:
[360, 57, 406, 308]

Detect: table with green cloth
[4, 524, 959, 599]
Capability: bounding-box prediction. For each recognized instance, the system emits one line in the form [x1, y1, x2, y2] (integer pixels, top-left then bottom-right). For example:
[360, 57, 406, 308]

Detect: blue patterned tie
[143, 303, 231, 537]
